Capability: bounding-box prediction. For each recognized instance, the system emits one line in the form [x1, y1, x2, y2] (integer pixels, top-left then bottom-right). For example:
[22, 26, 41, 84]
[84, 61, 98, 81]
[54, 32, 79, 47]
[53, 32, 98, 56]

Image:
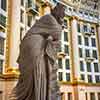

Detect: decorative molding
[58, 81, 100, 87]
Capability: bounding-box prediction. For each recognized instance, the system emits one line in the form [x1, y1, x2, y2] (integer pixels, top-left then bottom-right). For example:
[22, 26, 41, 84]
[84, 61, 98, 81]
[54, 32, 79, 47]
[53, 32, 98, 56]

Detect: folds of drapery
[9, 34, 61, 100]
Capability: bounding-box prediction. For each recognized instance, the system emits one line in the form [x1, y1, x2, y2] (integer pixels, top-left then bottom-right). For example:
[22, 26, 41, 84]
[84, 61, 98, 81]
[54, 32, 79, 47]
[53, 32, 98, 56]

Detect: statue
[10, 3, 65, 100]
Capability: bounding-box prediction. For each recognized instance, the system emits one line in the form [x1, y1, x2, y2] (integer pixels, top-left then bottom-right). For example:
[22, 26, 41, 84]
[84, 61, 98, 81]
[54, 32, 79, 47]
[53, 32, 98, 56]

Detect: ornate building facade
[0, 0, 100, 100]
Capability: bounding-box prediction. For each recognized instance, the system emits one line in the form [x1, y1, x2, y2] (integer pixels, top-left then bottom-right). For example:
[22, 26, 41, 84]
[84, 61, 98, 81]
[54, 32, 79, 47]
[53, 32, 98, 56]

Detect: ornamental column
[70, 16, 79, 100]
[97, 23, 100, 62]
[4, 0, 20, 78]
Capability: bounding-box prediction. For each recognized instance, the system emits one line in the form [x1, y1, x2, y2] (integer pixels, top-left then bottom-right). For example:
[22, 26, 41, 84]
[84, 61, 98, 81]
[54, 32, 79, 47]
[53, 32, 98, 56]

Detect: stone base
[0, 73, 19, 79]
[0, 67, 20, 79]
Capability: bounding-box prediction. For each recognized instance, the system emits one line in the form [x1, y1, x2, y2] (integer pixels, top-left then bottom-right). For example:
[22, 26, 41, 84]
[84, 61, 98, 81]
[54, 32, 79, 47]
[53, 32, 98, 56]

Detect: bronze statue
[10, 3, 65, 100]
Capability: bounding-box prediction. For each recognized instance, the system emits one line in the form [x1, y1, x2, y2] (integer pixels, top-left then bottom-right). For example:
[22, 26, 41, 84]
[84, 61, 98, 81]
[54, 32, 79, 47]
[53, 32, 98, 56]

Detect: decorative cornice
[58, 81, 100, 87]
[69, 16, 79, 21]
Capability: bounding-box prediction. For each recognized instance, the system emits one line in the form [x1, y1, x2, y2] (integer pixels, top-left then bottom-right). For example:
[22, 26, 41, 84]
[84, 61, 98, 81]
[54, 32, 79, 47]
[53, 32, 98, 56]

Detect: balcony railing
[0, 14, 6, 27]
[85, 56, 95, 62]
[82, 29, 95, 36]
[83, 31, 92, 36]
[57, 52, 66, 58]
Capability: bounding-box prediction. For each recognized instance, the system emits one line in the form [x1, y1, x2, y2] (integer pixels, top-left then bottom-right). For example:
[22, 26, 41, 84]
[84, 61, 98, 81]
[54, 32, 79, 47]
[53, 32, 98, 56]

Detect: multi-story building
[1, 0, 100, 100]
[58, 16, 100, 100]
[56, 0, 100, 100]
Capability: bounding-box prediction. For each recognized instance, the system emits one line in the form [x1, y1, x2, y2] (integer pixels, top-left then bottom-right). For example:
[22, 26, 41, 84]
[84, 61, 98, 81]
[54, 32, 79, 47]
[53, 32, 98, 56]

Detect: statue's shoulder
[40, 14, 54, 21]
[41, 14, 52, 18]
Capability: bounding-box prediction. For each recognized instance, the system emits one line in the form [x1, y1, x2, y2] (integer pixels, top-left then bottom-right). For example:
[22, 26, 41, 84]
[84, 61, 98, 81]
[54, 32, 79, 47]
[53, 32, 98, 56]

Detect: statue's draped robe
[10, 14, 62, 100]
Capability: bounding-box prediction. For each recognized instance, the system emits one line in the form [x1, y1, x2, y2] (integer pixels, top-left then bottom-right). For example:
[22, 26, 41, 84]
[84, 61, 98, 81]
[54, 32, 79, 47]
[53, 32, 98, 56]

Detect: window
[90, 13, 93, 17]
[79, 10, 83, 14]
[80, 61, 84, 71]
[68, 93, 72, 100]
[83, 25, 88, 32]
[1, 0, 6, 11]
[94, 63, 99, 72]
[95, 15, 99, 19]
[77, 23, 81, 32]
[58, 58, 62, 69]
[64, 45, 69, 55]
[84, 37, 89, 46]
[66, 73, 70, 81]
[85, 93, 88, 100]
[20, 10, 24, 23]
[98, 93, 100, 100]
[28, 0, 32, 8]
[78, 35, 82, 45]
[27, 0, 37, 9]
[21, 0, 24, 6]
[0, 38, 4, 55]
[95, 75, 100, 83]
[73, 9, 76, 12]
[91, 26, 95, 33]
[64, 32, 68, 41]
[92, 50, 97, 59]
[88, 75, 92, 83]
[90, 93, 95, 100]
[86, 62, 91, 72]
[85, 49, 90, 57]
[58, 72, 63, 81]
[27, 15, 32, 27]
[69, 8, 72, 11]
[84, 12, 88, 16]
[65, 59, 70, 69]
[52, 0, 57, 3]
[20, 27, 24, 41]
[0, 14, 6, 27]
[35, 5, 39, 12]
[63, 19, 67, 28]
[80, 74, 85, 80]
[79, 48, 83, 58]
[91, 38, 96, 47]
[61, 92, 65, 100]
[0, 60, 3, 74]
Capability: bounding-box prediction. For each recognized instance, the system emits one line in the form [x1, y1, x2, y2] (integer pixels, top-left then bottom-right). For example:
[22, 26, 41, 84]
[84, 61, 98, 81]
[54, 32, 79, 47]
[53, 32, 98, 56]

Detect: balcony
[83, 31, 92, 36]
[0, 14, 6, 28]
[26, 0, 39, 15]
[83, 30, 95, 36]
[57, 52, 66, 58]
[85, 57, 95, 62]
[82, 26, 96, 36]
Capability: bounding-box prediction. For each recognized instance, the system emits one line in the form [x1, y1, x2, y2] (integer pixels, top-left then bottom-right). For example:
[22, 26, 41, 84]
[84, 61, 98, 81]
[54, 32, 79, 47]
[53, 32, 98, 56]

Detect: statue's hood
[25, 14, 62, 37]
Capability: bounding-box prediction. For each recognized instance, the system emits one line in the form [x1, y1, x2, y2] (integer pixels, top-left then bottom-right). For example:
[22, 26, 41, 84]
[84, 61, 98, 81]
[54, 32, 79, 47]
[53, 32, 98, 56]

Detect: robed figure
[10, 3, 65, 100]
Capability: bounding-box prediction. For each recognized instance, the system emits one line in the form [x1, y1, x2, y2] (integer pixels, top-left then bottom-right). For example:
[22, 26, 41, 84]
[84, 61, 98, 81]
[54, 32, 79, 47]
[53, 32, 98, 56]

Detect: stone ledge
[0, 73, 19, 80]
[59, 81, 100, 87]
